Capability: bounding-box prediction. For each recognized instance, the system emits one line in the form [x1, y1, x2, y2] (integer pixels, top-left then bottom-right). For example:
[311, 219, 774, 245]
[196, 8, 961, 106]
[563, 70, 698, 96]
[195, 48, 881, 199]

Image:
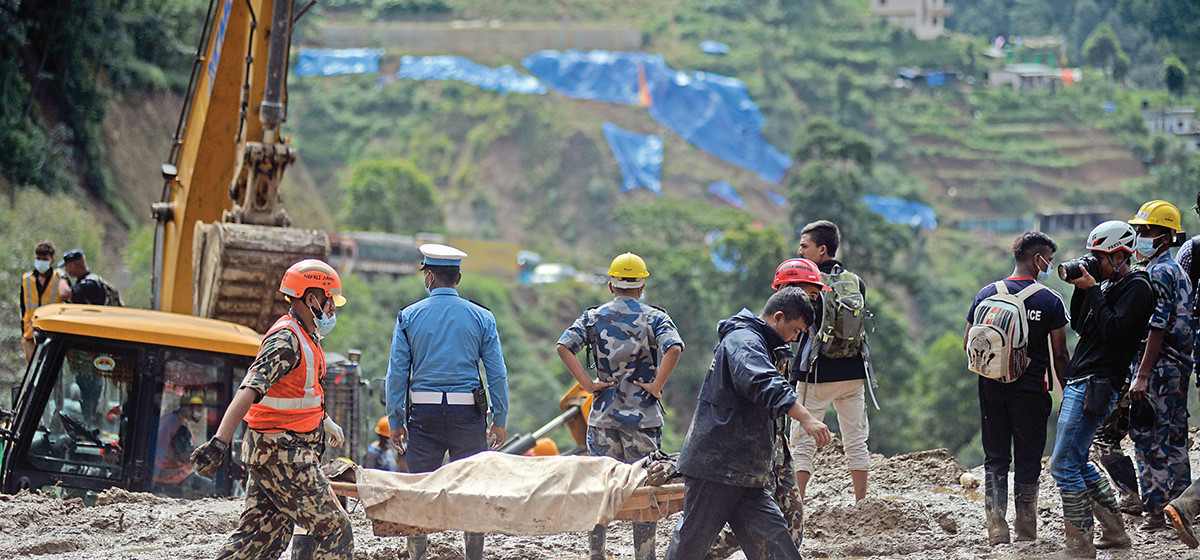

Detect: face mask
[1036, 255, 1051, 283]
[309, 299, 337, 338]
[1135, 235, 1158, 258]
[34, 259, 51, 273]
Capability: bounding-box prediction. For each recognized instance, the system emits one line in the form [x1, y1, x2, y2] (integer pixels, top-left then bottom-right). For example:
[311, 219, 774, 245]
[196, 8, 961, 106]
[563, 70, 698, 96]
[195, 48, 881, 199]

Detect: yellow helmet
[1129, 200, 1182, 232]
[186, 396, 205, 406]
[607, 252, 649, 279]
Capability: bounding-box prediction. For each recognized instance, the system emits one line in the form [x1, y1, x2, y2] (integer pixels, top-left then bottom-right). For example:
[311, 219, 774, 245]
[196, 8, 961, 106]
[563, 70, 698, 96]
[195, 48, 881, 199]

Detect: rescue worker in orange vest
[19, 241, 69, 363]
[191, 259, 352, 560]
[154, 396, 215, 498]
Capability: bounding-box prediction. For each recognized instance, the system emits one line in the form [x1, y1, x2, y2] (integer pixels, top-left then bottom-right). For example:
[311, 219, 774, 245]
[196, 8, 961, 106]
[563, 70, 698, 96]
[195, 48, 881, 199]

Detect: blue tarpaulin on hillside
[522, 50, 793, 183]
[398, 56, 547, 94]
[708, 181, 744, 208]
[861, 195, 938, 230]
[700, 41, 730, 55]
[294, 49, 384, 76]
[602, 122, 663, 195]
[763, 187, 787, 206]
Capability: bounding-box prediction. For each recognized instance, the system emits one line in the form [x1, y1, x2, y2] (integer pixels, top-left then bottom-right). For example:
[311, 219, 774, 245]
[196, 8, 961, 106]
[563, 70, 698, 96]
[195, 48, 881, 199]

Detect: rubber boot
[1142, 509, 1167, 531]
[290, 533, 315, 560]
[589, 524, 606, 560]
[1013, 482, 1038, 541]
[984, 472, 1010, 545]
[1165, 479, 1200, 548]
[407, 535, 428, 560]
[464, 532, 484, 560]
[632, 522, 656, 560]
[1060, 489, 1096, 559]
[1087, 478, 1131, 549]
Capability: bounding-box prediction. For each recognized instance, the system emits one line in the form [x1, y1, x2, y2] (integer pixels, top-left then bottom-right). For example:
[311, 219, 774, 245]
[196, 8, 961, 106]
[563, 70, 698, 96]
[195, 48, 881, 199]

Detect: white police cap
[419, 243, 468, 267]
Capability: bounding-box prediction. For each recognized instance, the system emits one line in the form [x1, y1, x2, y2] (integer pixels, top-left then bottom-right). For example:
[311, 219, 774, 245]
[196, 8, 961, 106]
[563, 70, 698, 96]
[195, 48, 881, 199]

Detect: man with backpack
[61, 249, 123, 306]
[965, 231, 1070, 545]
[790, 220, 872, 502]
[557, 252, 683, 560]
[1051, 220, 1152, 557]
[1123, 200, 1193, 530]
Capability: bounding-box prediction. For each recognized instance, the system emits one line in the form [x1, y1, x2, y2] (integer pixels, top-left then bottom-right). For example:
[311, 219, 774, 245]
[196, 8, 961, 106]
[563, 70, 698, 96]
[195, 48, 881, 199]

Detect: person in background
[362, 416, 399, 471]
[19, 240, 69, 362]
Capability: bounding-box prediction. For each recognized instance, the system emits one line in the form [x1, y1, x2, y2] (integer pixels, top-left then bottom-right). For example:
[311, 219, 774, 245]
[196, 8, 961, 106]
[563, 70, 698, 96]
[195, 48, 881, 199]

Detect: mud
[2, 437, 1199, 560]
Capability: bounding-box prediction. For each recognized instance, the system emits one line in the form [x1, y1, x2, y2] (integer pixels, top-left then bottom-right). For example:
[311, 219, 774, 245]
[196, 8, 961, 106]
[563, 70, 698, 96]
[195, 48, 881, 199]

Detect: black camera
[1058, 254, 1100, 282]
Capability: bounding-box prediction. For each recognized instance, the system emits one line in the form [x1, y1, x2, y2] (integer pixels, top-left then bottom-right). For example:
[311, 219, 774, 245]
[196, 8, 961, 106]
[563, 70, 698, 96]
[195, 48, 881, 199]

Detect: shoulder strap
[1013, 282, 1048, 301]
[992, 280, 1009, 295]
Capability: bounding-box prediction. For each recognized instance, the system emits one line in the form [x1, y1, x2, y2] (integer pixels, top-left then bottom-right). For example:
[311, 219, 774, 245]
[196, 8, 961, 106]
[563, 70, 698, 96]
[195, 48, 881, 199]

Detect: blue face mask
[1035, 255, 1051, 283]
[309, 301, 337, 338]
[1135, 235, 1158, 258]
[34, 259, 51, 274]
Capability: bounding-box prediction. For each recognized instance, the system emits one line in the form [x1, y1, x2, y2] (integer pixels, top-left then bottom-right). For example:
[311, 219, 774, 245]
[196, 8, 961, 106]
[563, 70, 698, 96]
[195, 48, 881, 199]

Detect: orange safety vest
[21, 270, 63, 339]
[244, 315, 326, 433]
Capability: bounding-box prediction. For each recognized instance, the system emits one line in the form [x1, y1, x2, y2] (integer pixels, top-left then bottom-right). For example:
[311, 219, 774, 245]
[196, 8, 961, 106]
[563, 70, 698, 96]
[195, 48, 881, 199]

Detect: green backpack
[815, 265, 867, 359]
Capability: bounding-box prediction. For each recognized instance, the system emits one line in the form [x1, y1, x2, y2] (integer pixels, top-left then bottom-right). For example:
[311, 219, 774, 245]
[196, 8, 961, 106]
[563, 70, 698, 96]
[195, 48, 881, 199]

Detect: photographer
[1050, 221, 1153, 558]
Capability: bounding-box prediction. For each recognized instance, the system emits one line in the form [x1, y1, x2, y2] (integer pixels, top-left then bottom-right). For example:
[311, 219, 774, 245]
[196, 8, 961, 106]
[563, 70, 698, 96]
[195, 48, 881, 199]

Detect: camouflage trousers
[214, 462, 352, 560]
[706, 423, 802, 560]
[1130, 366, 1192, 513]
[586, 426, 662, 463]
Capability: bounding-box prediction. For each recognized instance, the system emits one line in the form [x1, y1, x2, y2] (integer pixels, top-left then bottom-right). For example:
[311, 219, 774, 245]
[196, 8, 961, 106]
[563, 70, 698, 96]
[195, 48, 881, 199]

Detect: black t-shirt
[69, 272, 108, 305]
[967, 277, 1069, 392]
[1066, 270, 1155, 386]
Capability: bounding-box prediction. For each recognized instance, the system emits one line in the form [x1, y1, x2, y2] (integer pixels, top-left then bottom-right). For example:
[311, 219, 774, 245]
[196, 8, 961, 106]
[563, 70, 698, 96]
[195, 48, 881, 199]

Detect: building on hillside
[986, 64, 1067, 90]
[328, 231, 520, 280]
[1037, 207, 1112, 233]
[870, 0, 952, 40]
[1142, 105, 1200, 153]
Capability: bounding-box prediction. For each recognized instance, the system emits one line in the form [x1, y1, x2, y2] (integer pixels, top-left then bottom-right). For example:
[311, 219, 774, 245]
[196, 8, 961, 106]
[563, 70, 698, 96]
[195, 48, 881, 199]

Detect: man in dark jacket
[664, 288, 832, 560]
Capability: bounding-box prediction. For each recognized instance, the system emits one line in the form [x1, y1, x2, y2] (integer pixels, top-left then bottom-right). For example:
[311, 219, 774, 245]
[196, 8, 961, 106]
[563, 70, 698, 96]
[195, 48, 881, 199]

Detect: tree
[1163, 55, 1188, 98]
[1082, 23, 1129, 80]
[339, 159, 443, 234]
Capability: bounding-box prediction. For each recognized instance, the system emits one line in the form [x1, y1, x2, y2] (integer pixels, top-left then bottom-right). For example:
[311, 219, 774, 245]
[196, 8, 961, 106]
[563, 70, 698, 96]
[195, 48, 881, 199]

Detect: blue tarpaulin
[601, 122, 663, 195]
[763, 187, 787, 206]
[294, 48, 384, 77]
[398, 56, 547, 94]
[523, 50, 793, 183]
[708, 181, 744, 208]
[706, 230, 741, 273]
[700, 41, 730, 55]
[861, 195, 938, 230]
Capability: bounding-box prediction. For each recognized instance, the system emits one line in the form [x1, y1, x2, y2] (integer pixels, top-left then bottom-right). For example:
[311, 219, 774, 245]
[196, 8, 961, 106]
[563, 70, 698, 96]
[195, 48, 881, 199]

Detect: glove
[644, 451, 679, 486]
[191, 436, 230, 478]
[324, 416, 345, 448]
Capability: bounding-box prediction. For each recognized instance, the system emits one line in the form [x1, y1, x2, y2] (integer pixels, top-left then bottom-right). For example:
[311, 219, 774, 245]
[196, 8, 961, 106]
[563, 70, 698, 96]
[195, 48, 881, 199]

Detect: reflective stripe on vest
[245, 315, 325, 433]
[22, 271, 63, 339]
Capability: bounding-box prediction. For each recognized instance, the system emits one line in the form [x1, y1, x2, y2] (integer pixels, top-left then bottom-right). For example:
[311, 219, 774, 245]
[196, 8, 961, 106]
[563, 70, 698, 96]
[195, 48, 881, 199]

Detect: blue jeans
[1050, 380, 1117, 492]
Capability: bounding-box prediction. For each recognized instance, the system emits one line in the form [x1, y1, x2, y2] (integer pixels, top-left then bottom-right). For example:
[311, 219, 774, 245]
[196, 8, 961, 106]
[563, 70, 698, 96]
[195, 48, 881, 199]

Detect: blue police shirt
[386, 287, 510, 428]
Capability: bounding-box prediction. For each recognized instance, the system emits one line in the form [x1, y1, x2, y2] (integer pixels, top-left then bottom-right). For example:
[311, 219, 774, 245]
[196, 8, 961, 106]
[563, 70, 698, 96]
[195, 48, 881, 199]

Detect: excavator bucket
[558, 382, 594, 447]
[193, 222, 329, 333]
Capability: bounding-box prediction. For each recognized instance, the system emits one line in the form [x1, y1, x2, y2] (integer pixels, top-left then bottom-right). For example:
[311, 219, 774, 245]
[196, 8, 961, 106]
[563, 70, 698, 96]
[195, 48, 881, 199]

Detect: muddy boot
[1013, 482, 1038, 541]
[1119, 492, 1144, 516]
[1165, 481, 1200, 548]
[1142, 509, 1167, 531]
[589, 524, 606, 560]
[464, 532, 484, 560]
[407, 535, 428, 560]
[290, 533, 315, 560]
[632, 522, 656, 560]
[984, 472, 1010, 545]
[1086, 478, 1131, 549]
[1060, 489, 1096, 559]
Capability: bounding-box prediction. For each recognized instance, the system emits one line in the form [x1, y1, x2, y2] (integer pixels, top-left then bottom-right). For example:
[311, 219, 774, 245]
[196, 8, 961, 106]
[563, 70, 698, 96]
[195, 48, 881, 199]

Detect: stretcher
[329, 481, 685, 536]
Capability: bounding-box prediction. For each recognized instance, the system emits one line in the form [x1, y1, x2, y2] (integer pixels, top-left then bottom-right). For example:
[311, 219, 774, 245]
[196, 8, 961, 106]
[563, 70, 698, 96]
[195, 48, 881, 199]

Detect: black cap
[60, 249, 84, 266]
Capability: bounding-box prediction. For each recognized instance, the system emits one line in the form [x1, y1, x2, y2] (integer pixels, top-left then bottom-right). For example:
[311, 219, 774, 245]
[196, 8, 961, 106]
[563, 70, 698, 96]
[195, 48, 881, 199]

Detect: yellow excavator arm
[152, 0, 327, 333]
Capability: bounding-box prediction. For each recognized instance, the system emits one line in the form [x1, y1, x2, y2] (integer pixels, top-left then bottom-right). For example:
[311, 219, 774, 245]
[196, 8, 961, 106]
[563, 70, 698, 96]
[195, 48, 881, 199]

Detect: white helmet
[1085, 220, 1136, 254]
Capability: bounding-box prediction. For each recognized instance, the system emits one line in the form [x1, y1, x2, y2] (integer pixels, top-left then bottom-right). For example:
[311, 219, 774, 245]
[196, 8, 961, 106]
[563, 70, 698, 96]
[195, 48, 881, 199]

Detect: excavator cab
[0, 305, 260, 501]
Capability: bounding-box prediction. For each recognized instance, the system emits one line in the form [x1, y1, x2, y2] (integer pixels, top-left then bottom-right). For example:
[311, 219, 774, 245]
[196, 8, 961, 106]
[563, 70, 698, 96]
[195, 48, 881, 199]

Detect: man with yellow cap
[557, 251, 684, 560]
[386, 243, 509, 560]
[1121, 200, 1193, 529]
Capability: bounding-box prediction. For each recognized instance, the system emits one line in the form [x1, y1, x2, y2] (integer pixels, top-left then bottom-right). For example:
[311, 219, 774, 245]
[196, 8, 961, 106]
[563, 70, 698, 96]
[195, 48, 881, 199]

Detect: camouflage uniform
[559, 296, 683, 461]
[1129, 251, 1194, 515]
[705, 345, 803, 560]
[215, 322, 352, 560]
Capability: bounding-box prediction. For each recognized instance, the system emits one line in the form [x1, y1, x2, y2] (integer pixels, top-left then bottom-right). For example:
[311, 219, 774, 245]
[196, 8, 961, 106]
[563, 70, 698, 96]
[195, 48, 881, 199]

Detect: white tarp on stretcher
[355, 451, 647, 535]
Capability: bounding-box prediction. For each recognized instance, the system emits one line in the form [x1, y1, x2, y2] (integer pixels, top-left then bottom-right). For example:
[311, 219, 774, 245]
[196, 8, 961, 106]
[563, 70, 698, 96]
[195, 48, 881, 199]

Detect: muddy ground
[3, 435, 1200, 560]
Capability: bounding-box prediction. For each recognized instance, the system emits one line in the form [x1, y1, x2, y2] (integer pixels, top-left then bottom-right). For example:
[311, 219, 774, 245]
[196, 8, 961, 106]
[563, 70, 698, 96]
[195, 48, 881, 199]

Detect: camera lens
[1058, 261, 1080, 282]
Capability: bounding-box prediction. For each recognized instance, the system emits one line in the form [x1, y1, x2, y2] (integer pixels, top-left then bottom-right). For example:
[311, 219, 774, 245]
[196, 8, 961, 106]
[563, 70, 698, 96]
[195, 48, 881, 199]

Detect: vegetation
[340, 159, 444, 234]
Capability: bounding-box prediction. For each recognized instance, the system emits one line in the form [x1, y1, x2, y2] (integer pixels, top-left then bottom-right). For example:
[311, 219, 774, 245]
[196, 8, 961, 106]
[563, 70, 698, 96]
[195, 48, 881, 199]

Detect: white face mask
[34, 259, 51, 273]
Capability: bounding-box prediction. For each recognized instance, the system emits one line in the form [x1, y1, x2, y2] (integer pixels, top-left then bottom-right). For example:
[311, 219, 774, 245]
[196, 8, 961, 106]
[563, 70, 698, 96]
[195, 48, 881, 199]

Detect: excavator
[1, 0, 332, 498]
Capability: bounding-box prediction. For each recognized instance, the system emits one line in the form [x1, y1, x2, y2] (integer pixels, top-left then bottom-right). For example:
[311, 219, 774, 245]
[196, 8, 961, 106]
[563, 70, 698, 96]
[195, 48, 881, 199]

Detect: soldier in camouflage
[557, 252, 683, 560]
[191, 260, 352, 560]
[1127, 201, 1194, 530]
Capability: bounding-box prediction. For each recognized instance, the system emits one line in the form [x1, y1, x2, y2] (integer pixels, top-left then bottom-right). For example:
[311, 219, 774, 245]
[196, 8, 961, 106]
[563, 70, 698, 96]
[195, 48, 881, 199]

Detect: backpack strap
[1013, 282, 1048, 302]
[993, 280, 1009, 295]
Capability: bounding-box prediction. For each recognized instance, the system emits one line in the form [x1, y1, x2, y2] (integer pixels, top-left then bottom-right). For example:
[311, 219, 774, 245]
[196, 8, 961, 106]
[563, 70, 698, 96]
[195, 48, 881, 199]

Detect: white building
[871, 0, 952, 40]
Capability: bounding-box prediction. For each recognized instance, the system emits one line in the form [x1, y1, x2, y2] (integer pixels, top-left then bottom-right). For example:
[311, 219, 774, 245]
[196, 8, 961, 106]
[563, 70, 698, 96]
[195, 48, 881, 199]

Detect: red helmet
[772, 258, 831, 291]
[280, 259, 346, 306]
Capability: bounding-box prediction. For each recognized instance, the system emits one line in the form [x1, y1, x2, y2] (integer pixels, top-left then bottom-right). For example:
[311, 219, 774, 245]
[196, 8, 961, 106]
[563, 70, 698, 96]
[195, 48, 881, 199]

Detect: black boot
[1013, 482, 1038, 541]
[464, 532, 484, 560]
[407, 535, 428, 560]
[589, 524, 606, 560]
[1086, 478, 1131, 549]
[984, 472, 1010, 545]
[1061, 489, 1096, 559]
[1166, 479, 1200, 548]
[632, 522, 656, 560]
[1098, 452, 1143, 515]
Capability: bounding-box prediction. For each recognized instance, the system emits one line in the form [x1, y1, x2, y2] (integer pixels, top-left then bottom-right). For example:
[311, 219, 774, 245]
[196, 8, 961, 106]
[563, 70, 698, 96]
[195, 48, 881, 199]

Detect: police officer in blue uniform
[386, 244, 509, 560]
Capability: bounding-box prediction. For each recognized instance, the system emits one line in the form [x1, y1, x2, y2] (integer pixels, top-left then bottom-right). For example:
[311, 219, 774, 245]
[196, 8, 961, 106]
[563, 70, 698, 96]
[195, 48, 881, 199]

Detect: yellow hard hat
[186, 396, 205, 406]
[375, 416, 389, 437]
[531, 437, 559, 456]
[608, 252, 649, 279]
[1129, 200, 1182, 232]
